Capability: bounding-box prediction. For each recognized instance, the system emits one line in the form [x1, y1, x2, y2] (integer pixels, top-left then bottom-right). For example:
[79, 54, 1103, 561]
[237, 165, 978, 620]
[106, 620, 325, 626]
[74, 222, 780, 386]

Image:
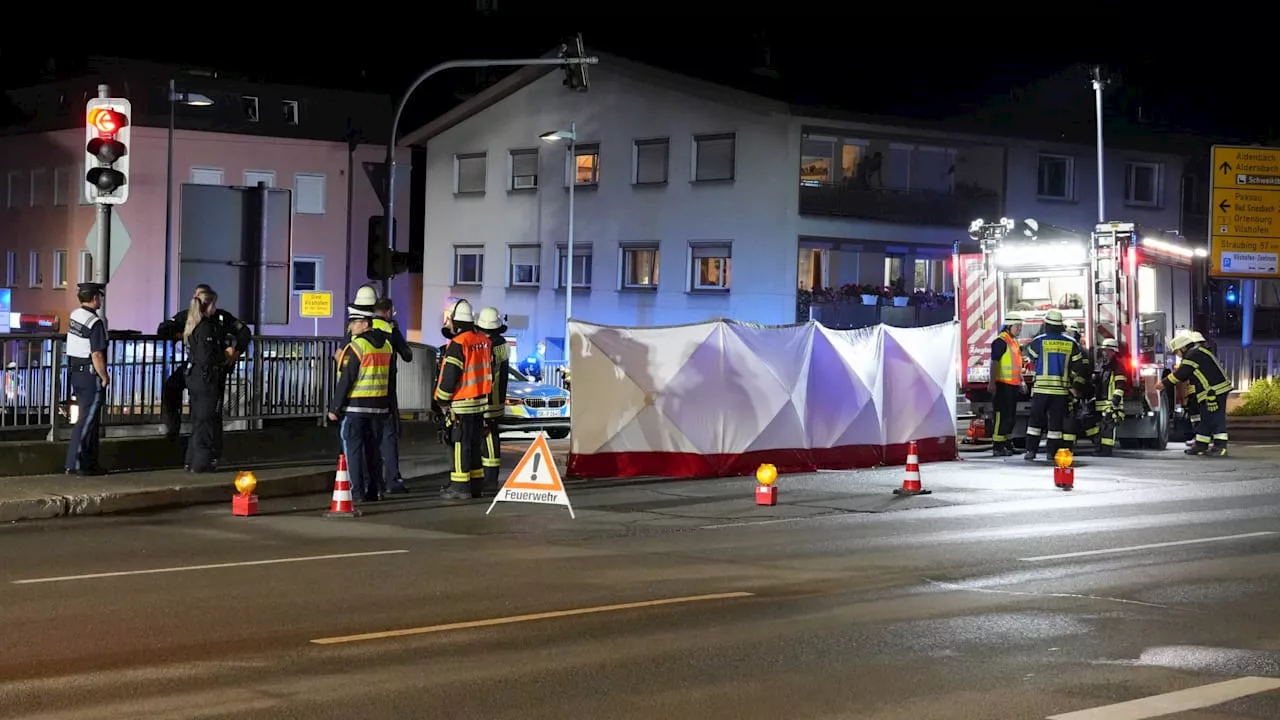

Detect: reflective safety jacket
[1094, 357, 1127, 412]
[67, 307, 105, 360]
[1164, 345, 1232, 402]
[330, 330, 393, 415]
[435, 329, 493, 415]
[991, 331, 1023, 385]
[485, 332, 511, 420]
[1024, 331, 1084, 396]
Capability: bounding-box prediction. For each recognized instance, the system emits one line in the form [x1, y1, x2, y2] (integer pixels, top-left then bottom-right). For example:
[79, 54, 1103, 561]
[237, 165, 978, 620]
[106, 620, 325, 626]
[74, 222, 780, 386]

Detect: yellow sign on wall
[299, 291, 333, 318]
[1210, 145, 1280, 278]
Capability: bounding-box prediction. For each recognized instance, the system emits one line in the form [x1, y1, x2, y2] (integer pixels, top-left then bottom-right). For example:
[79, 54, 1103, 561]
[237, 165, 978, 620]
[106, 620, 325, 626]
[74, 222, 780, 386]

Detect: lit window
[572, 143, 599, 185]
[689, 243, 731, 291]
[620, 245, 659, 289]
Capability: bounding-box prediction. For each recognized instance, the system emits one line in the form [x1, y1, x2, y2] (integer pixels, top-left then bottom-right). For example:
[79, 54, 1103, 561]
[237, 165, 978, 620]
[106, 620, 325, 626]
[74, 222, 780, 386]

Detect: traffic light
[84, 98, 131, 204]
[1225, 283, 1239, 307]
[560, 33, 589, 92]
[366, 215, 411, 280]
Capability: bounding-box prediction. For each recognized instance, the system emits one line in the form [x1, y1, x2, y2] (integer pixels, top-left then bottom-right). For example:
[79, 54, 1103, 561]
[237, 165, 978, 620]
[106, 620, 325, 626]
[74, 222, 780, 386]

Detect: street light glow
[170, 92, 215, 107]
[540, 129, 575, 142]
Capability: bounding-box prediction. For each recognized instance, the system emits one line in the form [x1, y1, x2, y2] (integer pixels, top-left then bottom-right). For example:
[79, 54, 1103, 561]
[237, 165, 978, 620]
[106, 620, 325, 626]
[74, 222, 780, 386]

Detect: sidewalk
[0, 450, 454, 523]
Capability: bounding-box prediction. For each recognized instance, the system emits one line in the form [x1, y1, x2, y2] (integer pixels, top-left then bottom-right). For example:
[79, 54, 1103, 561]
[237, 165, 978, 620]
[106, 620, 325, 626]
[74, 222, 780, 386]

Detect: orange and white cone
[893, 440, 932, 496]
[324, 454, 362, 518]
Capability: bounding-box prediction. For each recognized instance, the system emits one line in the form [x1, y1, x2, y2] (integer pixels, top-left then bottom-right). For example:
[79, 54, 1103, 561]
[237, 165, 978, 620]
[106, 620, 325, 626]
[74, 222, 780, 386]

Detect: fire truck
[955, 218, 1202, 449]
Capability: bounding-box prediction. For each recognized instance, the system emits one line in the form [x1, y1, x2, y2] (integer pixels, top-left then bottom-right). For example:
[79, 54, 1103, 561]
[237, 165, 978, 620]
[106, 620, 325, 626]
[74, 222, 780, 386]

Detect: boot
[1209, 441, 1228, 457]
[1184, 442, 1209, 456]
[440, 482, 472, 500]
[1024, 435, 1042, 461]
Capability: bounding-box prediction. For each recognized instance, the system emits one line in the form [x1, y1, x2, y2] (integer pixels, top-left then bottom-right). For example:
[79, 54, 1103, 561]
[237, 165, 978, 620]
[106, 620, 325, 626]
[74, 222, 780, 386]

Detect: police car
[500, 366, 570, 439]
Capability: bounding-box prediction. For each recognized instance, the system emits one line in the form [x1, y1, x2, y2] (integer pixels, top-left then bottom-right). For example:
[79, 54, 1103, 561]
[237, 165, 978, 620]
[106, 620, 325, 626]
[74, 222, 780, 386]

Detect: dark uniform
[480, 314, 511, 489]
[184, 309, 229, 473]
[64, 283, 109, 476]
[1164, 341, 1232, 456]
[1024, 318, 1086, 461]
[1090, 346, 1127, 456]
[371, 313, 411, 494]
[1062, 345, 1094, 451]
[157, 301, 250, 446]
[329, 311, 395, 502]
[435, 313, 493, 500]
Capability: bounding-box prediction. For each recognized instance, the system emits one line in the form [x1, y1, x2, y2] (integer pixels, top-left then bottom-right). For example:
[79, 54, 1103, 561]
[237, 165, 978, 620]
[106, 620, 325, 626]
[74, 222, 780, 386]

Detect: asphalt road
[2, 438, 1280, 719]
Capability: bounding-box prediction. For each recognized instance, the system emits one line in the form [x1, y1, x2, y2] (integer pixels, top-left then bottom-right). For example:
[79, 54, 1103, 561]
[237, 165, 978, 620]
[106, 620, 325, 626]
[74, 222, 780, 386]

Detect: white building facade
[407, 56, 1187, 358]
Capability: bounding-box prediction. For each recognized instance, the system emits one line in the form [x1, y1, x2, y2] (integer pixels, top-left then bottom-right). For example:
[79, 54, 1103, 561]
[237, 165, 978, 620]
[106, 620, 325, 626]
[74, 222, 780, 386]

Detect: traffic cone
[324, 455, 362, 518]
[893, 440, 932, 496]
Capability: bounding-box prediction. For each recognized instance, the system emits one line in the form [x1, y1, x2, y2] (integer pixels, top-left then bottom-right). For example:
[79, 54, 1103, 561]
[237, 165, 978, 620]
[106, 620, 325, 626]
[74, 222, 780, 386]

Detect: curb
[0, 459, 454, 524]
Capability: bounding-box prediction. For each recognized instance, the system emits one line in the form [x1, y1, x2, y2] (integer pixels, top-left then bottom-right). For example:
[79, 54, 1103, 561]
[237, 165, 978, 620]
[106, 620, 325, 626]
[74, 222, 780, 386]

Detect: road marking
[700, 517, 809, 530]
[309, 591, 755, 645]
[1046, 676, 1280, 719]
[11, 550, 410, 585]
[1019, 531, 1277, 562]
[922, 578, 1170, 609]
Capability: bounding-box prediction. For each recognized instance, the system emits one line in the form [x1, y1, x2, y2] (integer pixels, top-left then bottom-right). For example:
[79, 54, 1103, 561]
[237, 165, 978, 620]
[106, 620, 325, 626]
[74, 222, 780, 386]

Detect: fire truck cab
[956, 218, 1201, 450]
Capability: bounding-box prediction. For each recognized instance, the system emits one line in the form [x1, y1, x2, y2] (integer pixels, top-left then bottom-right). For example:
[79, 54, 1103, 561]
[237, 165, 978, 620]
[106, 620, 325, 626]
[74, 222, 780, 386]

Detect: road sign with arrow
[1210, 144, 1280, 279]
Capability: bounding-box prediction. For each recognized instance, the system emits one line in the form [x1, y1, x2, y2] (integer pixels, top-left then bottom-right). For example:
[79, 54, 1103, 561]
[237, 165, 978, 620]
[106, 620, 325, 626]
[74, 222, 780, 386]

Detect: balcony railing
[799, 181, 1001, 227]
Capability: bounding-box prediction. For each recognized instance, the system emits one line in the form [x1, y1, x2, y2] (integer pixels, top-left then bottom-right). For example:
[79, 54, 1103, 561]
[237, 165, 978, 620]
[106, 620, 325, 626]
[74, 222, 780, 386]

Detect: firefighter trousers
[1025, 392, 1068, 459]
[482, 418, 502, 488]
[449, 413, 487, 498]
[991, 384, 1018, 448]
[1192, 395, 1228, 454]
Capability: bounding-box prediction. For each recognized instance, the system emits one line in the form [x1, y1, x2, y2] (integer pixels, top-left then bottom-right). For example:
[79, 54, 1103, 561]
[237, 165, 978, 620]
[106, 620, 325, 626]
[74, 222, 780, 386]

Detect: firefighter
[326, 306, 395, 503]
[1023, 309, 1086, 461]
[986, 312, 1025, 457]
[476, 306, 510, 490]
[1175, 330, 1205, 449]
[1090, 339, 1127, 456]
[434, 298, 493, 500]
[64, 283, 110, 476]
[372, 297, 413, 495]
[1158, 333, 1232, 456]
[1061, 320, 1094, 451]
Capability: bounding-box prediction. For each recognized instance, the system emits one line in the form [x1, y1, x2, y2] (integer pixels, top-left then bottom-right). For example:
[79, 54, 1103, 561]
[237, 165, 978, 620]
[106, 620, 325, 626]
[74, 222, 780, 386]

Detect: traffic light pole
[381, 54, 598, 297]
[92, 84, 112, 317]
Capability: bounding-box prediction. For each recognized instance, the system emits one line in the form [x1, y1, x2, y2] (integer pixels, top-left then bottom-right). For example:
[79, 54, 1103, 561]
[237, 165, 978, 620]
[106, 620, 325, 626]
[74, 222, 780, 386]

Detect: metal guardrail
[1218, 345, 1280, 392]
[0, 333, 438, 438]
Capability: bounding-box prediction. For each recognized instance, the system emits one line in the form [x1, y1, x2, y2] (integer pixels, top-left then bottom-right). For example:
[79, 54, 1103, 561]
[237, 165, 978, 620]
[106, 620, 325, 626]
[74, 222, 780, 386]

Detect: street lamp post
[163, 80, 214, 316]
[540, 122, 577, 344]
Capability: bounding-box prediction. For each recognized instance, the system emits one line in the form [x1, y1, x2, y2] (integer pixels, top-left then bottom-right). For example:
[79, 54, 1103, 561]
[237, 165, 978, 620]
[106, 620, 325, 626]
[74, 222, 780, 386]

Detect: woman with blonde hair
[183, 287, 225, 472]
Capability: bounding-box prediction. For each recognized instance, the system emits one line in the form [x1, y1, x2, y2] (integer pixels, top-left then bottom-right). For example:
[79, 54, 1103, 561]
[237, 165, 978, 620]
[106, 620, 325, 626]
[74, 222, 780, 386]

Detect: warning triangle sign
[485, 432, 575, 519]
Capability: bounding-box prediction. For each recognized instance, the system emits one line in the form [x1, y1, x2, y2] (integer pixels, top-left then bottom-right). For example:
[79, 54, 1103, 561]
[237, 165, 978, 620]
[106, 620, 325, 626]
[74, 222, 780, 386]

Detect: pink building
[0, 58, 419, 339]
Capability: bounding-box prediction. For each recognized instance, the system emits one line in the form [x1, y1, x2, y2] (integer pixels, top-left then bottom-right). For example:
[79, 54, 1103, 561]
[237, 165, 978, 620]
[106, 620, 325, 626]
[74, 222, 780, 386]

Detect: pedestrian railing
[0, 333, 439, 439]
[1217, 345, 1280, 393]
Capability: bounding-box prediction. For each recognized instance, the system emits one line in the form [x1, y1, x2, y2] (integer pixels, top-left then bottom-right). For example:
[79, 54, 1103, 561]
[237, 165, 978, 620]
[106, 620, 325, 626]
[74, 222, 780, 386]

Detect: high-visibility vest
[992, 331, 1022, 385]
[436, 330, 493, 414]
[372, 318, 393, 334]
[67, 307, 104, 360]
[339, 335, 393, 413]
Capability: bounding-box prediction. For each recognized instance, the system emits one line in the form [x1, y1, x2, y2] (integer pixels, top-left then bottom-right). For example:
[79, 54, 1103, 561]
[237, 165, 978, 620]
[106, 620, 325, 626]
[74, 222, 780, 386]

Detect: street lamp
[163, 80, 214, 316]
[540, 121, 576, 346]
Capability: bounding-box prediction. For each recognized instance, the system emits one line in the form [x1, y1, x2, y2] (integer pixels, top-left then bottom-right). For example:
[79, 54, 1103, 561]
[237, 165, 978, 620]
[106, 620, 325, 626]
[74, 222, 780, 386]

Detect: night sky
[2, 7, 1273, 143]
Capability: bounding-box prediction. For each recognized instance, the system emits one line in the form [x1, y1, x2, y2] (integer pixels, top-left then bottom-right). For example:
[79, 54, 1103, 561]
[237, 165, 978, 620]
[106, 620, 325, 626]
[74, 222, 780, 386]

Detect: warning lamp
[1054, 448, 1073, 469]
[83, 97, 131, 205]
[755, 463, 778, 486]
[234, 471, 258, 495]
[232, 470, 259, 516]
[754, 463, 778, 506]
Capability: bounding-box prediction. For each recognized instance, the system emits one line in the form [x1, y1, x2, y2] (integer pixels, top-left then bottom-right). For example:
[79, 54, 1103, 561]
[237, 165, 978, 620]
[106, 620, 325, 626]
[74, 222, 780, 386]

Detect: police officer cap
[77, 282, 105, 295]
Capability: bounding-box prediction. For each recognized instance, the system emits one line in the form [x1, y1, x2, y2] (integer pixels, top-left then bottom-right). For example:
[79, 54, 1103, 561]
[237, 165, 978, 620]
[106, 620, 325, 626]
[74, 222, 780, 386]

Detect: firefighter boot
[993, 441, 1012, 457]
[1024, 434, 1043, 461]
[1185, 439, 1210, 456]
[1210, 437, 1229, 457]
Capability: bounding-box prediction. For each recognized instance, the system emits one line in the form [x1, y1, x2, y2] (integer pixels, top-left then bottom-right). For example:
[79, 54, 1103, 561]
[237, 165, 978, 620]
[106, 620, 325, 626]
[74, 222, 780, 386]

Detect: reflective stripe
[487, 343, 511, 418]
[993, 332, 1022, 385]
[435, 330, 493, 414]
[339, 336, 393, 413]
[66, 307, 102, 359]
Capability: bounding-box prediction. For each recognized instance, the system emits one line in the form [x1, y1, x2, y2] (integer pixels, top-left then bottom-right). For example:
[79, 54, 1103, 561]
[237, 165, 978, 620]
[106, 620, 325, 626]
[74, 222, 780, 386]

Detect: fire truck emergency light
[1141, 236, 1204, 259]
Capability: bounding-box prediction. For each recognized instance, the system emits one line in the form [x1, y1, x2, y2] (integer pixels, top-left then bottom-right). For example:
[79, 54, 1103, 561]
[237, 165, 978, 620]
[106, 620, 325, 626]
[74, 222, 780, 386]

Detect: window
[800, 136, 835, 186]
[557, 245, 593, 289]
[291, 257, 322, 293]
[7, 171, 26, 208]
[241, 95, 260, 122]
[244, 170, 276, 188]
[570, 143, 599, 186]
[508, 245, 541, 287]
[4, 251, 16, 287]
[620, 245, 659, 289]
[28, 251, 41, 288]
[294, 173, 326, 214]
[78, 250, 93, 284]
[191, 167, 224, 185]
[692, 133, 735, 182]
[53, 167, 69, 206]
[52, 250, 67, 289]
[885, 254, 905, 286]
[689, 243, 731, 291]
[453, 246, 484, 285]
[633, 138, 669, 185]
[1125, 161, 1162, 207]
[508, 149, 538, 190]
[282, 100, 299, 126]
[30, 169, 48, 207]
[1037, 154, 1074, 200]
[455, 153, 487, 194]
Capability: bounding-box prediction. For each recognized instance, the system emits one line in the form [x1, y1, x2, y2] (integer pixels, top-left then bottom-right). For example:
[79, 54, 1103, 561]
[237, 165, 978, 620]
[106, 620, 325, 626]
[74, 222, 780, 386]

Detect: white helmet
[476, 306, 505, 331]
[1168, 333, 1193, 353]
[353, 285, 378, 308]
[443, 297, 473, 325]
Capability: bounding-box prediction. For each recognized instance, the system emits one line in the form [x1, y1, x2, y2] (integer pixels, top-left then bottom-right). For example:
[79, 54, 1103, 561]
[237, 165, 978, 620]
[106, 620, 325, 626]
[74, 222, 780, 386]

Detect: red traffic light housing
[87, 137, 126, 164]
[88, 108, 127, 135]
[84, 98, 131, 204]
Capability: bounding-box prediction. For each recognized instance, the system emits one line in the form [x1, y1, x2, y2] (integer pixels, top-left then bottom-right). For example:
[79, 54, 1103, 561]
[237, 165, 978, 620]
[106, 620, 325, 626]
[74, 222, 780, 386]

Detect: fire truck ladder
[1092, 230, 1123, 343]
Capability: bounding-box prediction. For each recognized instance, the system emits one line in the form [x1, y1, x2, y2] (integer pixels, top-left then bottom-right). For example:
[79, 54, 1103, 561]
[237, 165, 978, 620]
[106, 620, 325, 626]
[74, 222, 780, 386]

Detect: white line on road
[699, 517, 810, 530]
[1046, 676, 1280, 719]
[10, 550, 410, 585]
[922, 578, 1170, 609]
[1019, 531, 1277, 562]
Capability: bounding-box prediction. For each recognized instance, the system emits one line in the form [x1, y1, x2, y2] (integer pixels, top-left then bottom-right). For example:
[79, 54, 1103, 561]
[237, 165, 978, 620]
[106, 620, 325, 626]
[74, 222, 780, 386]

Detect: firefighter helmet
[353, 284, 378, 309]
[1044, 309, 1065, 326]
[1003, 312, 1023, 326]
[1168, 333, 1194, 353]
[443, 297, 474, 325]
[1189, 331, 1206, 343]
[476, 306, 506, 332]
[1100, 338, 1120, 351]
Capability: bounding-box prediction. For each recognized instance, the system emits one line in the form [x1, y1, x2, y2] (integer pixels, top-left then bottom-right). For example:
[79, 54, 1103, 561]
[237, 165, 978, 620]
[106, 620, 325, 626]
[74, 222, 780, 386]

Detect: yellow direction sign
[298, 291, 333, 318]
[1210, 145, 1280, 278]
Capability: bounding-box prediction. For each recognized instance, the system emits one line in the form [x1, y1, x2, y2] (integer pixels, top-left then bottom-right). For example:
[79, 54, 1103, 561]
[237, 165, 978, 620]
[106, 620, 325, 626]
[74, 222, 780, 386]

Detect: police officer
[476, 306, 510, 490]
[65, 282, 110, 476]
[1159, 333, 1232, 456]
[434, 298, 493, 500]
[986, 312, 1024, 457]
[183, 287, 234, 472]
[1024, 309, 1086, 461]
[372, 297, 412, 494]
[1090, 338, 1127, 456]
[327, 306, 395, 503]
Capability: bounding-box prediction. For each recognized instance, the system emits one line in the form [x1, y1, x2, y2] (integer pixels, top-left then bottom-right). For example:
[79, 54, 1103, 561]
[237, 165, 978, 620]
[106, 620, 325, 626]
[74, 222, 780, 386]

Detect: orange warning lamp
[234, 471, 258, 495]
[1054, 449, 1073, 469]
[1053, 449, 1075, 492]
[232, 471, 259, 516]
[755, 463, 778, 486]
